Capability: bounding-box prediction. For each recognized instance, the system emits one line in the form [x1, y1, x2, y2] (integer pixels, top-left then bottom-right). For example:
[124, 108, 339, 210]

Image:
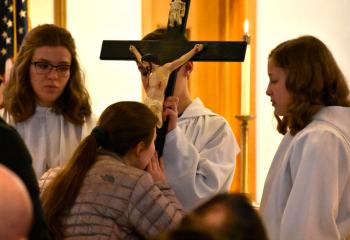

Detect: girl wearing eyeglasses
[1, 24, 96, 178]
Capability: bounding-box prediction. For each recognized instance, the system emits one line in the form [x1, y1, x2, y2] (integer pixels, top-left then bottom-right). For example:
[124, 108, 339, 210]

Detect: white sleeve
[280, 129, 350, 240]
[163, 115, 239, 210]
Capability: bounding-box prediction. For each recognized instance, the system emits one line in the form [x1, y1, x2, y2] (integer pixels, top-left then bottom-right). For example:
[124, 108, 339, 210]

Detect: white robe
[260, 106, 350, 240]
[163, 98, 239, 211]
[2, 106, 96, 177]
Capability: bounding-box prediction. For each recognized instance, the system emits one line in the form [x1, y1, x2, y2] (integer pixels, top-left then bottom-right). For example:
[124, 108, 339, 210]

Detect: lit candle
[241, 19, 251, 115]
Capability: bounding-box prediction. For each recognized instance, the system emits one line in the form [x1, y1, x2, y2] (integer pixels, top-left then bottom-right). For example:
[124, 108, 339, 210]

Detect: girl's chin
[274, 109, 283, 116]
[274, 111, 288, 117]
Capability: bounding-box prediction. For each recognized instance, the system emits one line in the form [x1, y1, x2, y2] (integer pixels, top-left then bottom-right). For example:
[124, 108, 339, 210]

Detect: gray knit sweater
[39, 153, 184, 239]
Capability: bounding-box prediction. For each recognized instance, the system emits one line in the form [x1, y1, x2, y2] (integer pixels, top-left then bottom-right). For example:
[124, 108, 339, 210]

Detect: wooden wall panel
[142, 0, 257, 200]
[54, 0, 66, 27]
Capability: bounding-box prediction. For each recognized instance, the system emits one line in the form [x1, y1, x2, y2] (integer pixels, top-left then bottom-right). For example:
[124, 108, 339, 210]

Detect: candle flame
[244, 19, 249, 34]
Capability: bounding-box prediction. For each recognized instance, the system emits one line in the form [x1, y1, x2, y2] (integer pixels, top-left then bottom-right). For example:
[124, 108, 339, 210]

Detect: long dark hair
[269, 35, 350, 135]
[41, 101, 158, 239]
[3, 24, 91, 124]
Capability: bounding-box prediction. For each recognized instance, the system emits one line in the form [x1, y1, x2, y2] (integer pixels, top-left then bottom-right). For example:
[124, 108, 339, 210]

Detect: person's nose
[266, 84, 272, 96]
[47, 67, 59, 78]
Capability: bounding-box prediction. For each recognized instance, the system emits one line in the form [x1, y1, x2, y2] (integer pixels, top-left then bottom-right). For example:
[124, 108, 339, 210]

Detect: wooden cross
[100, 0, 247, 156]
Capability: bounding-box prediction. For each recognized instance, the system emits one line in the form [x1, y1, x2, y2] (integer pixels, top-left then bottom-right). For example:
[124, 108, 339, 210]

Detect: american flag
[0, 0, 28, 83]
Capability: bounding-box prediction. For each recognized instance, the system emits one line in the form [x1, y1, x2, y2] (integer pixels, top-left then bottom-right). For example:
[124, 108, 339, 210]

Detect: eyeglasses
[31, 61, 71, 77]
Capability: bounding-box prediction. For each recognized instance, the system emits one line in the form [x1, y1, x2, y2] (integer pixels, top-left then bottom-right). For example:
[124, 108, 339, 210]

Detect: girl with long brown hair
[40, 101, 184, 240]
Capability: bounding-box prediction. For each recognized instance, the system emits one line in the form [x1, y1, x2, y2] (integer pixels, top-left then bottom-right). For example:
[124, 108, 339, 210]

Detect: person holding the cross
[131, 28, 239, 211]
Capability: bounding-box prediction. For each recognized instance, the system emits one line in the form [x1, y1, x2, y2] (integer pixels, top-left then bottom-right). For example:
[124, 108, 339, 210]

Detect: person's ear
[135, 141, 146, 157]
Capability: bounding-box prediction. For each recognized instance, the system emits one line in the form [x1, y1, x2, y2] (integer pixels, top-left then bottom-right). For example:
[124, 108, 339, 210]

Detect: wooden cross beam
[100, 0, 247, 156]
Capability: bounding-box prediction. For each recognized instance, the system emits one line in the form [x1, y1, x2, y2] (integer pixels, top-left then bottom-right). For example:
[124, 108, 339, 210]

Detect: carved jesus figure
[129, 43, 204, 126]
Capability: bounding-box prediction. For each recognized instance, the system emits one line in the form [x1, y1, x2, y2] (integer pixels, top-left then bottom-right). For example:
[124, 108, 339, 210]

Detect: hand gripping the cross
[129, 43, 204, 126]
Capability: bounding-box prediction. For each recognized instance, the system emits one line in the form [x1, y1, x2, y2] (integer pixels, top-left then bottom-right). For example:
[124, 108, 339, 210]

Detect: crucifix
[100, 0, 247, 156]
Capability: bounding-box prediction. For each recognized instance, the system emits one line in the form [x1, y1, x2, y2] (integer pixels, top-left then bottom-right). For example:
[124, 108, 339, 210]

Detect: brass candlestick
[235, 115, 254, 193]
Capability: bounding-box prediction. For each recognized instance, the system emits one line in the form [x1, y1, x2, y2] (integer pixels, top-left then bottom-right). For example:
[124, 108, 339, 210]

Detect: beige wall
[66, 0, 142, 115]
[29, 0, 54, 27]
